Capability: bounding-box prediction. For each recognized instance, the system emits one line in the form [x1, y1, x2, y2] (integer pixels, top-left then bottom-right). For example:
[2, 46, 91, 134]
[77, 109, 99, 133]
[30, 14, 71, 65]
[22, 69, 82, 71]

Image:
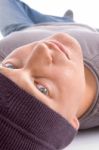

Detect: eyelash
[35, 82, 49, 96]
[3, 63, 49, 96]
[2, 63, 16, 69]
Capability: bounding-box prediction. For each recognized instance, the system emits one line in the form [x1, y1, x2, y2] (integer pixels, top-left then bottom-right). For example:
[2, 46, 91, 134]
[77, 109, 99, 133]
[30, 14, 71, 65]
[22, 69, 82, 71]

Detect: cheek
[54, 66, 85, 99]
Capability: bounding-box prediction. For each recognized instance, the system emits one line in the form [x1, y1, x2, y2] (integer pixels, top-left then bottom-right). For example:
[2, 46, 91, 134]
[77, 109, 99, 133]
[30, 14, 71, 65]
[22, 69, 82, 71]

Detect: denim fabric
[0, 0, 74, 36]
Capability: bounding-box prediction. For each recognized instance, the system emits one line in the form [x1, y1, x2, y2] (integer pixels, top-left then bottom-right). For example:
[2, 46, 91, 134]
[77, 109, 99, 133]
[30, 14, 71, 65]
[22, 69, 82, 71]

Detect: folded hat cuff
[0, 73, 77, 149]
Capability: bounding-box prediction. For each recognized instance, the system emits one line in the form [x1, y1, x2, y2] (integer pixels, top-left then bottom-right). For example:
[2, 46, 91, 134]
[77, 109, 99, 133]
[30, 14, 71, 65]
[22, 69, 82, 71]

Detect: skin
[0, 33, 97, 129]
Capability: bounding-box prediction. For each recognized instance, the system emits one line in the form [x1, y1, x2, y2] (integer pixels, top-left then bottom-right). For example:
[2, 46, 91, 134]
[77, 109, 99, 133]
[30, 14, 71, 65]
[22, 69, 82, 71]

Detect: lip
[46, 40, 70, 59]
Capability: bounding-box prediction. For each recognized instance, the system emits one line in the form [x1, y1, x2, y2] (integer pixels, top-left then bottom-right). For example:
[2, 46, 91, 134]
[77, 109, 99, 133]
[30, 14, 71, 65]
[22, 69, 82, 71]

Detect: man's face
[1, 33, 85, 127]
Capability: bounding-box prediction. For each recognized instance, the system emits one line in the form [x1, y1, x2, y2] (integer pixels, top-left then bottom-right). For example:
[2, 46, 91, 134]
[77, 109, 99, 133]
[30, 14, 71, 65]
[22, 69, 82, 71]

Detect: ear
[71, 116, 79, 130]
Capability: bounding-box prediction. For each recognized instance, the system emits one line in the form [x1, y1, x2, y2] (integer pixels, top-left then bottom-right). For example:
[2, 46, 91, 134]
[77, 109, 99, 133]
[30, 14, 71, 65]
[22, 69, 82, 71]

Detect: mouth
[46, 40, 70, 59]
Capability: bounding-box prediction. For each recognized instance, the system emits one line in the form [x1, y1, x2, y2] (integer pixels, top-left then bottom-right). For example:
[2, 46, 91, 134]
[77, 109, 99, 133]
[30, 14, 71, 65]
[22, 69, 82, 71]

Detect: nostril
[43, 48, 53, 65]
[37, 43, 53, 65]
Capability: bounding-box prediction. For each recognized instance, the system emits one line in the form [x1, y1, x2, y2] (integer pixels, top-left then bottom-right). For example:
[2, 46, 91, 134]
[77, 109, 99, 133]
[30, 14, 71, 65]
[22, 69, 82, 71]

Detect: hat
[0, 73, 77, 150]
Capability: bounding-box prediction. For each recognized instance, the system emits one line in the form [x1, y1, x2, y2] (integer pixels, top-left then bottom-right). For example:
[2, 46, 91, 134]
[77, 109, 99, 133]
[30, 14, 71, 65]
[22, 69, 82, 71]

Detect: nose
[26, 42, 53, 68]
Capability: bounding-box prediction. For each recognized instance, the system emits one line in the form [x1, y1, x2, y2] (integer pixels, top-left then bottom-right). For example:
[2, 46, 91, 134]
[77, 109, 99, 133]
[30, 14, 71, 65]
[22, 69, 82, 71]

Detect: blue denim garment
[0, 0, 74, 36]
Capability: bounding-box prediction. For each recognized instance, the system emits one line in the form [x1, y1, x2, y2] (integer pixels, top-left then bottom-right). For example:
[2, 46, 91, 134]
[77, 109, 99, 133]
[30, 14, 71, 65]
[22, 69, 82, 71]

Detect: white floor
[64, 127, 99, 150]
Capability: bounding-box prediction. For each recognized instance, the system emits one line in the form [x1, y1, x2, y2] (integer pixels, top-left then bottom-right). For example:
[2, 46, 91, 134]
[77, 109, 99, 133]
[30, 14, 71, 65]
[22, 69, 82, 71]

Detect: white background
[65, 128, 99, 150]
[23, 0, 99, 28]
[0, 0, 99, 38]
[0, 1, 99, 149]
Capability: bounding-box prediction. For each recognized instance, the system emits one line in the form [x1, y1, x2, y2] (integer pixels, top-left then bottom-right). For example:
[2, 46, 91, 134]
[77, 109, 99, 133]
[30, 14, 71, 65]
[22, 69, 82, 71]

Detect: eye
[35, 83, 48, 96]
[2, 63, 16, 69]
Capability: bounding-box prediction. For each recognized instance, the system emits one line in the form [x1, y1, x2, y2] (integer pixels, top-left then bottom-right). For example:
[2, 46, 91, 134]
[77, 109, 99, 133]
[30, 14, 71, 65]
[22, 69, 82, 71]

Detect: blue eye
[35, 83, 48, 95]
[3, 63, 15, 69]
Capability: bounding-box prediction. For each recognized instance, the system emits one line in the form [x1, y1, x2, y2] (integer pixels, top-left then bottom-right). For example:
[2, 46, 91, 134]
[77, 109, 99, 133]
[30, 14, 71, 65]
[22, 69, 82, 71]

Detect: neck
[77, 66, 97, 119]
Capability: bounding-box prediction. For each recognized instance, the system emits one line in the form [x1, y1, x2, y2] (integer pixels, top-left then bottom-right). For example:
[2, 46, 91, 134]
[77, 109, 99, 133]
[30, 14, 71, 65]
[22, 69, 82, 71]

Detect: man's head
[0, 73, 77, 149]
[1, 32, 86, 129]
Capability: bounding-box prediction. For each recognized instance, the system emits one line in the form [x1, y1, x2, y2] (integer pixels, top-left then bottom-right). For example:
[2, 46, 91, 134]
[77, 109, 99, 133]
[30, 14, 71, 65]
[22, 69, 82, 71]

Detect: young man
[0, 0, 99, 150]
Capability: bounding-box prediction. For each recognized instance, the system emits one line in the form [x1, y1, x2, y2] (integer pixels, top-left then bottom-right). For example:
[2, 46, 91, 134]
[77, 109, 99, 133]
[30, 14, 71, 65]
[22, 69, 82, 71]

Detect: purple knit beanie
[0, 73, 77, 150]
